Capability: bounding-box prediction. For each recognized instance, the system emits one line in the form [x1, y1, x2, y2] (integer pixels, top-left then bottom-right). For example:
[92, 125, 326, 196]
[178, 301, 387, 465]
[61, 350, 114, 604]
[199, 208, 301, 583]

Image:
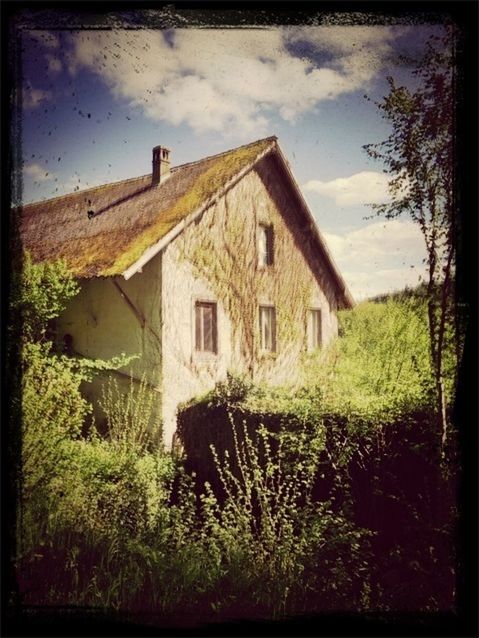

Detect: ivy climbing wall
[57, 153, 342, 447]
[161, 154, 339, 444]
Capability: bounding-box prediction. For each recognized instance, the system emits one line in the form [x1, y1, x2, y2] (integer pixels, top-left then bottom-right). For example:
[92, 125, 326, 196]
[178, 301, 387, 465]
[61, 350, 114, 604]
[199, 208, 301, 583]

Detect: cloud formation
[323, 219, 427, 300]
[324, 219, 424, 263]
[23, 83, 52, 109]
[304, 171, 391, 207]
[46, 53, 62, 74]
[23, 163, 54, 182]
[65, 26, 404, 136]
[344, 267, 426, 301]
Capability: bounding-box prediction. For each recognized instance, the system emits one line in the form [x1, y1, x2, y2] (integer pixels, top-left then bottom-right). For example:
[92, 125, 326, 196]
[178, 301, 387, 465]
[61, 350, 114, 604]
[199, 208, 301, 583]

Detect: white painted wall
[58, 253, 163, 437]
[161, 234, 235, 444]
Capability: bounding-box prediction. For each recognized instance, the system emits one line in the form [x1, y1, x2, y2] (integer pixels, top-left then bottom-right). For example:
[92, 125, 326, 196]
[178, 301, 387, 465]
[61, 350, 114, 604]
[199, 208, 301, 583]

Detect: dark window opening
[63, 333, 73, 357]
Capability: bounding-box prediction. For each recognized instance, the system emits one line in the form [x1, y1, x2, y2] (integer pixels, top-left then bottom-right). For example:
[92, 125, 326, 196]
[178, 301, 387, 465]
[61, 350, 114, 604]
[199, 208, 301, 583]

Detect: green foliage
[302, 297, 452, 417]
[99, 375, 162, 454]
[15, 251, 456, 620]
[17, 255, 135, 554]
[11, 252, 80, 342]
[19, 341, 90, 555]
[199, 417, 370, 616]
[364, 32, 458, 449]
[48, 439, 174, 545]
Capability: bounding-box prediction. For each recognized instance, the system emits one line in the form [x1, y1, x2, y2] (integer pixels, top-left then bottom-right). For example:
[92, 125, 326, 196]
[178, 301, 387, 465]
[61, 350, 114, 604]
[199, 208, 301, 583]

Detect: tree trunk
[436, 245, 454, 457]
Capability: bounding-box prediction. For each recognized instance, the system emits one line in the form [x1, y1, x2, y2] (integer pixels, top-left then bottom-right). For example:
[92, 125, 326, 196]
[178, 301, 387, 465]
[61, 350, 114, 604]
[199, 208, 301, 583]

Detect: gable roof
[18, 136, 354, 308]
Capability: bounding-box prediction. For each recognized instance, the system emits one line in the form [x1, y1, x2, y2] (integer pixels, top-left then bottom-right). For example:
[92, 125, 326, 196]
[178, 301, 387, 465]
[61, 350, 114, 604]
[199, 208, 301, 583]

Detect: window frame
[259, 304, 277, 353]
[307, 308, 322, 352]
[258, 223, 274, 268]
[194, 300, 218, 355]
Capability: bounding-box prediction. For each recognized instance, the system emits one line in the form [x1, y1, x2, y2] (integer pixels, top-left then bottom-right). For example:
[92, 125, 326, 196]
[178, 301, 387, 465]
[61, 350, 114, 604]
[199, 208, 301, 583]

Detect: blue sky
[17, 20, 448, 300]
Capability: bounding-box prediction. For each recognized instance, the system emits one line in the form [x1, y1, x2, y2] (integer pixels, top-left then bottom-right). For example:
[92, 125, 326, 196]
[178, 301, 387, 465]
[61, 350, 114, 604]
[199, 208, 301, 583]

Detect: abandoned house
[19, 136, 354, 445]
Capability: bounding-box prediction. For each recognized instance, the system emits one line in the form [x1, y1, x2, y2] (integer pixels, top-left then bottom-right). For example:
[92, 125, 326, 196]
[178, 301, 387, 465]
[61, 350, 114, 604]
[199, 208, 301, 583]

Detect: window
[195, 302, 217, 354]
[307, 309, 322, 351]
[258, 224, 274, 267]
[259, 305, 276, 352]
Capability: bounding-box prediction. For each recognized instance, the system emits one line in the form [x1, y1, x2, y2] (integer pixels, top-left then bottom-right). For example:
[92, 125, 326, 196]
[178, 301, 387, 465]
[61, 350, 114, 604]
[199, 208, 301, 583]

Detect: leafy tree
[364, 32, 456, 452]
[11, 253, 132, 554]
[10, 251, 80, 343]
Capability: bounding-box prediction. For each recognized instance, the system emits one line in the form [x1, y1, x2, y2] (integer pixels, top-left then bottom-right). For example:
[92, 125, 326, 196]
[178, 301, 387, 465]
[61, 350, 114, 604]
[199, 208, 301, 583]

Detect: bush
[198, 417, 371, 617]
[302, 298, 439, 415]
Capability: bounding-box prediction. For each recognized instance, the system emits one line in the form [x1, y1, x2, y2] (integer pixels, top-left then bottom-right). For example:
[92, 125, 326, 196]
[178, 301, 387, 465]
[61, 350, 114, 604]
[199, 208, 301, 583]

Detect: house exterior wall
[161, 156, 340, 444]
[58, 253, 163, 438]
[58, 156, 343, 447]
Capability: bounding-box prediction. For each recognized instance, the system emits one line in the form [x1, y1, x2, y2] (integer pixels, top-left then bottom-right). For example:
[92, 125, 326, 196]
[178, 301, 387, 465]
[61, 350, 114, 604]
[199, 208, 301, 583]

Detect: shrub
[302, 298, 439, 415]
[196, 416, 371, 617]
[10, 252, 79, 343]
[99, 375, 163, 454]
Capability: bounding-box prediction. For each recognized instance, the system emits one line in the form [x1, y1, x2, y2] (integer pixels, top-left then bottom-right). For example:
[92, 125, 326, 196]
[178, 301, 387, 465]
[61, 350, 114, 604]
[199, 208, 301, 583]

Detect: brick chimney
[152, 145, 171, 186]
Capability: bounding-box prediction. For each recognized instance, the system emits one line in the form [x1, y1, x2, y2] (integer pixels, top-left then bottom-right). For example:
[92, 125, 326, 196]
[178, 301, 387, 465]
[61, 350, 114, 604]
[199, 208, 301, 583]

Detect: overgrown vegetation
[10, 252, 458, 625]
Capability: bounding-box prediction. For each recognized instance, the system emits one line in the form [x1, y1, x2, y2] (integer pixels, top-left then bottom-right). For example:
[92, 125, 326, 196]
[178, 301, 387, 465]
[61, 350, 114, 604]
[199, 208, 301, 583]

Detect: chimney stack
[152, 145, 171, 186]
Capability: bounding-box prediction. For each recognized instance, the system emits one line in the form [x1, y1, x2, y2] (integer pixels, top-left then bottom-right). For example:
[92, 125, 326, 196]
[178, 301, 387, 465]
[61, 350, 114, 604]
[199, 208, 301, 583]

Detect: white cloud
[322, 219, 427, 300]
[323, 218, 425, 263]
[23, 163, 54, 182]
[64, 26, 404, 136]
[23, 84, 52, 109]
[46, 53, 62, 74]
[304, 171, 392, 207]
[344, 267, 426, 301]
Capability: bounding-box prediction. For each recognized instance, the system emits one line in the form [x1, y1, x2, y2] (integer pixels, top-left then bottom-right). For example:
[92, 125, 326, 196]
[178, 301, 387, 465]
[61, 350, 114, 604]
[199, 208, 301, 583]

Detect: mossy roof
[19, 137, 276, 279]
[18, 135, 353, 308]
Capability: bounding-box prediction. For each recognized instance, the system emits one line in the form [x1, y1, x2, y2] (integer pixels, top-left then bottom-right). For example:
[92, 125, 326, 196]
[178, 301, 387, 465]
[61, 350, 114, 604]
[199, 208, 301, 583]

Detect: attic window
[195, 301, 217, 354]
[258, 224, 274, 267]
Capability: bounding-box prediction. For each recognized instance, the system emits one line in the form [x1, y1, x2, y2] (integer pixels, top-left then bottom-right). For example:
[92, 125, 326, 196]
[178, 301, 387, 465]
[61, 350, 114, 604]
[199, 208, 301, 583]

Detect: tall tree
[364, 32, 456, 453]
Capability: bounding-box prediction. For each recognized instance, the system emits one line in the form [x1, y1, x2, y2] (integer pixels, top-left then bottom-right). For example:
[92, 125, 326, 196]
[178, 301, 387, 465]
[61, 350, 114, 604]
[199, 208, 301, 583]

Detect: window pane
[258, 227, 267, 266]
[195, 304, 202, 350]
[307, 309, 321, 351]
[315, 311, 322, 347]
[195, 302, 217, 353]
[271, 307, 276, 351]
[211, 305, 217, 354]
[266, 226, 274, 265]
[264, 310, 271, 349]
[260, 306, 276, 352]
[203, 306, 213, 351]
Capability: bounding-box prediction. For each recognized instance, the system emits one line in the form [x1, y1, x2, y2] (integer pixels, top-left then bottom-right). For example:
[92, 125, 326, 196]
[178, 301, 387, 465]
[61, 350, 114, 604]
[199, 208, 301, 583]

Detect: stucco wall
[161, 157, 341, 443]
[58, 253, 163, 437]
